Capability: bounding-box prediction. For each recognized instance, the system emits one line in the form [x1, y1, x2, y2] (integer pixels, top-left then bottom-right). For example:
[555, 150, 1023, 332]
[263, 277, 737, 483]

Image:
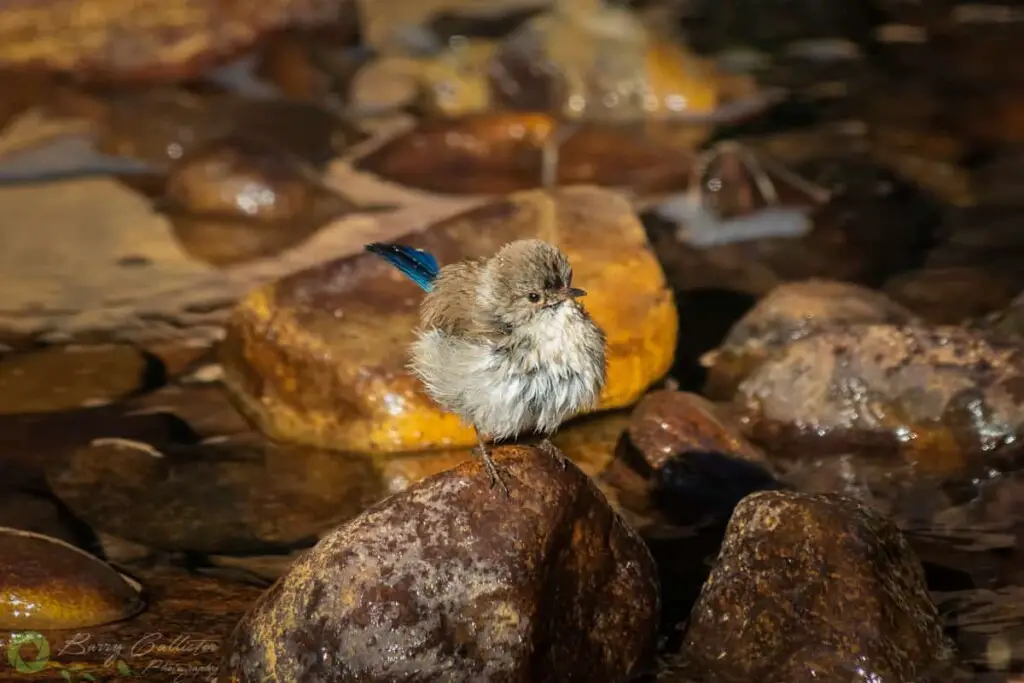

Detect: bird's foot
[475, 444, 510, 496]
[538, 438, 568, 470]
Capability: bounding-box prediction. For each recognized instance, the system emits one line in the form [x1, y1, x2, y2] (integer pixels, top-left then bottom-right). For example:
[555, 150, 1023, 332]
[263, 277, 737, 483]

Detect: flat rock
[702, 279, 918, 399]
[0, 527, 143, 630]
[0, 569, 262, 682]
[0, 344, 152, 413]
[220, 185, 677, 452]
[222, 444, 660, 683]
[47, 433, 381, 554]
[679, 491, 955, 682]
[736, 324, 1024, 474]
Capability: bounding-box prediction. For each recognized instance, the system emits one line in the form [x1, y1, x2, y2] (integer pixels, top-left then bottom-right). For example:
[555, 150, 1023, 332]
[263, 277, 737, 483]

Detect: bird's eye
[527, 292, 541, 303]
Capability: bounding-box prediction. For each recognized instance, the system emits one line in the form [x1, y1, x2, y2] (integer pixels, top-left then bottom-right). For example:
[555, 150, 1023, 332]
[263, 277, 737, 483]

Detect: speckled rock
[703, 280, 918, 399]
[222, 445, 660, 683]
[47, 433, 381, 554]
[0, 527, 143, 629]
[220, 186, 677, 453]
[680, 491, 955, 682]
[736, 324, 1024, 473]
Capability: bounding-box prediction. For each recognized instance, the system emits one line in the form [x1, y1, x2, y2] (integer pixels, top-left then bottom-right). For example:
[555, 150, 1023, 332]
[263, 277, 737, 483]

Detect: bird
[365, 238, 607, 493]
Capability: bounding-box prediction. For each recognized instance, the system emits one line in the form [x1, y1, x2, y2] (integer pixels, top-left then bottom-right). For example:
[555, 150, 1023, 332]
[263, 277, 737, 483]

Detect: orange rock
[220, 186, 677, 453]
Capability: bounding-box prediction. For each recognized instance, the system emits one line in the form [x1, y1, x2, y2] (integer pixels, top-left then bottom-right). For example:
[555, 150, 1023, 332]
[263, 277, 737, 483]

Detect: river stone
[736, 323, 1024, 473]
[0, 343, 152, 414]
[222, 444, 660, 683]
[702, 279, 918, 399]
[0, 527, 143, 629]
[681, 491, 955, 682]
[220, 185, 677, 452]
[47, 433, 381, 554]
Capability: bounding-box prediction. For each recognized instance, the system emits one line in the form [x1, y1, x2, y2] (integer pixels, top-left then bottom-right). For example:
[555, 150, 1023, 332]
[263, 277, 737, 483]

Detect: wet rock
[1, 568, 261, 682]
[125, 383, 253, 437]
[221, 186, 677, 452]
[626, 390, 779, 525]
[989, 290, 1024, 339]
[0, 344, 153, 414]
[679, 491, 954, 681]
[222, 445, 660, 683]
[47, 433, 381, 554]
[378, 409, 629, 495]
[159, 134, 380, 267]
[884, 266, 1022, 325]
[703, 280, 918, 399]
[628, 390, 766, 471]
[736, 324, 1024, 473]
[354, 112, 694, 196]
[95, 90, 364, 168]
[0, 527, 143, 629]
[0, 491, 91, 546]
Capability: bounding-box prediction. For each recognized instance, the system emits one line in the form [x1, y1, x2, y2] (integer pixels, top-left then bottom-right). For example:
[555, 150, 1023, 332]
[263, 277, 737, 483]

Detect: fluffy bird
[365, 239, 607, 492]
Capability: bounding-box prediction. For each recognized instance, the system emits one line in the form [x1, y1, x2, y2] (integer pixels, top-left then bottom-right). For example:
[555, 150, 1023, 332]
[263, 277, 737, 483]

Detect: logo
[7, 631, 133, 680]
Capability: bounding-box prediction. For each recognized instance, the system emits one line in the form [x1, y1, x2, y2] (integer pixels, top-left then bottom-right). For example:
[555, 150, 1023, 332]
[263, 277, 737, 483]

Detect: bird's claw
[539, 438, 569, 470]
[476, 446, 511, 496]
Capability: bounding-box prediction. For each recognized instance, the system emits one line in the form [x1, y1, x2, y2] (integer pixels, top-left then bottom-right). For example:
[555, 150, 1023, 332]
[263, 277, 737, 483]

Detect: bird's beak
[562, 286, 586, 299]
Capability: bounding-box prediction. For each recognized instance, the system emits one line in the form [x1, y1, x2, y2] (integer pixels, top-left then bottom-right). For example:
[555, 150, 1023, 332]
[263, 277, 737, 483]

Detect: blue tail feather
[365, 242, 440, 292]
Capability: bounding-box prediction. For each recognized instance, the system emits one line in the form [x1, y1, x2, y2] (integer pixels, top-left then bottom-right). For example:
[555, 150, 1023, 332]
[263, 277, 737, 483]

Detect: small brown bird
[366, 238, 607, 493]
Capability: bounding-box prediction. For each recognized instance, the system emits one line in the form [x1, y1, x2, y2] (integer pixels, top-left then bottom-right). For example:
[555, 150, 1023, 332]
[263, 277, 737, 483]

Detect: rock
[884, 266, 1022, 325]
[377, 409, 630, 495]
[222, 445, 660, 683]
[736, 324, 1024, 473]
[0, 0, 358, 81]
[221, 186, 677, 452]
[703, 280, 918, 399]
[0, 527, 143, 629]
[0, 568, 261, 682]
[0, 344, 153, 414]
[0, 491, 91, 547]
[628, 390, 765, 471]
[47, 433, 381, 554]
[627, 390, 780, 525]
[160, 134, 379, 268]
[679, 491, 955, 682]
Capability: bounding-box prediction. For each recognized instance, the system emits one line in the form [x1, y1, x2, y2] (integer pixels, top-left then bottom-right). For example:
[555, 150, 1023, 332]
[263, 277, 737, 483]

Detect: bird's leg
[474, 428, 510, 495]
[538, 437, 569, 470]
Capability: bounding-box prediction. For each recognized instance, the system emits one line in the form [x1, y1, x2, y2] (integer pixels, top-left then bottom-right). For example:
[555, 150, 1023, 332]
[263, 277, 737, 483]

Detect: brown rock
[1, 568, 261, 682]
[679, 491, 955, 682]
[0, 527, 143, 629]
[222, 445, 660, 683]
[736, 324, 1024, 473]
[884, 266, 1022, 325]
[160, 134, 377, 268]
[220, 186, 677, 452]
[0, 491, 88, 546]
[47, 433, 381, 554]
[0, 344, 151, 414]
[377, 409, 629, 495]
[703, 279, 918, 399]
[0, 0, 358, 81]
[628, 390, 765, 471]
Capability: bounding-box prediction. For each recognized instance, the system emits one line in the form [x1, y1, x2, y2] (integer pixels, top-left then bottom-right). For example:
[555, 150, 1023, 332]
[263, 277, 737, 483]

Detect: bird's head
[479, 239, 587, 329]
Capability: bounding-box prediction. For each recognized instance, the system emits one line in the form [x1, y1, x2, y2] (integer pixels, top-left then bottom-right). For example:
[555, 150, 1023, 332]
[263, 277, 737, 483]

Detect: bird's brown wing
[420, 261, 488, 337]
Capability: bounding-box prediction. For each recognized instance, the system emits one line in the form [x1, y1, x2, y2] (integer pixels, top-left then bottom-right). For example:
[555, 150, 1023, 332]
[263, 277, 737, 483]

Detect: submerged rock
[736, 324, 1024, 473]
[679, 491, 955, 682]
[0, 527, 143, 629]
[222, 445, 660, 683]
[702, 279, 918, 399]
[221, 186, 677, 452]
[47, 434, 380, 554]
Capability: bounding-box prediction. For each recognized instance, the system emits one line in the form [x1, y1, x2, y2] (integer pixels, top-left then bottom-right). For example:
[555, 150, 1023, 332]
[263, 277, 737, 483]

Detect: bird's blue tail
[365, 242, 440, 292]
